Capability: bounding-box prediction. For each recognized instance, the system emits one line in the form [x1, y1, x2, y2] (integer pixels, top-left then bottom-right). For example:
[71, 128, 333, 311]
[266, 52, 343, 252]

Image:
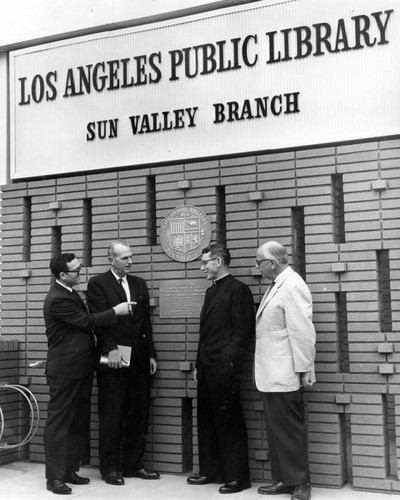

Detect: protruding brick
[178, 361, 192, 371]
[248, 191, 264, 202]
[371, 179, 388, 191]
[48, 201, 62, 211]
[378, 364, 394, 375]
[18, 376, 31, 386]
[177, 180, 191, 190]
[331, 262, 347, 273]
[377, 343, 394, 354]
[19, 269, 32, 279]
[335, 394, 351, 404]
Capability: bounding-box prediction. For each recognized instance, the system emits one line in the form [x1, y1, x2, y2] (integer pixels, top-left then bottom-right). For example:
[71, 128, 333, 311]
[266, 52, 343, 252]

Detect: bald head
[107, 240, 133, 277]
[258, 241, 288, 265]
[256, 241, 289, 280]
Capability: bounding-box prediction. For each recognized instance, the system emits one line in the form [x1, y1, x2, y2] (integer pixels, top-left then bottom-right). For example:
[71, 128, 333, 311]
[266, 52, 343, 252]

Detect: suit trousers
[197, 366, 250, 482]
[261, 389, 310, 486]
[44, 375, 92, 480]
[97, 362, 151, 474]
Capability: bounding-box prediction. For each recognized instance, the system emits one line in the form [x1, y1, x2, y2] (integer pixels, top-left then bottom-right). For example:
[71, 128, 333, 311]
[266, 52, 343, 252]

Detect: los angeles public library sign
[10, 0, 399, 179]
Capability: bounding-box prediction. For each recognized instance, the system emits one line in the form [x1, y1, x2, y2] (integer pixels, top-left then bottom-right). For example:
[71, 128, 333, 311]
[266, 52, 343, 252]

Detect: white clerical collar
[214, 273, 230, 285]
[56, 279, 73, 293]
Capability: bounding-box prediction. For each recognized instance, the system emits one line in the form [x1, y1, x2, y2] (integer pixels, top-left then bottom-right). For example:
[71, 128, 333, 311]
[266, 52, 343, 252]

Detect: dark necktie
[266, 280, 275, 296]
[258, 280, 275, 314]
[118, 278, 128, 300]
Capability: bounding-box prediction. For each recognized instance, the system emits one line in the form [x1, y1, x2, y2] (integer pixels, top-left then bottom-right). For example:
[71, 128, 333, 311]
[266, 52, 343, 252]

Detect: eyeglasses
[66, 266, 82, 275]
[200, 258, 217, 266]
[255, 258, 274, 267]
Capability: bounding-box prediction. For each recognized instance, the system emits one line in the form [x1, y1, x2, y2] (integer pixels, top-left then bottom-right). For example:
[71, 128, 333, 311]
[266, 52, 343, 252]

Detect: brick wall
[1, 137, 400, 493]
[0, 340, 29, 464]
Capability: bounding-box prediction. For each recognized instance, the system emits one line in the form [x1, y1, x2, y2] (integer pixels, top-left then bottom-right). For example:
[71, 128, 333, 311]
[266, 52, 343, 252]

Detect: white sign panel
[9, 0, 400, 179]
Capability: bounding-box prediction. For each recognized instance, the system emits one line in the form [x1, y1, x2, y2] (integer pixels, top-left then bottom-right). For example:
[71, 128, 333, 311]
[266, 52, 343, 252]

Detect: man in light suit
[87, 240, 159, 486]
[187, 242, 255, 494]
[43, 253, 133, 495]
[254, 241, 316, 500]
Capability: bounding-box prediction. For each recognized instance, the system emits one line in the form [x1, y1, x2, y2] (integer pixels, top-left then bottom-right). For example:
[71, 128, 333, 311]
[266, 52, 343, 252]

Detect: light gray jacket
[255, 266, 316, 392]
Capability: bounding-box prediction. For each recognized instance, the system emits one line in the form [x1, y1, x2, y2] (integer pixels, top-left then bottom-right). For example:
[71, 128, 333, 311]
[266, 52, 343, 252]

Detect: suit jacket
[196, 274, 255, 380]
[255, 266, 316, 392]
[87, 270, 156, 371]
[43, 282, 117, 378]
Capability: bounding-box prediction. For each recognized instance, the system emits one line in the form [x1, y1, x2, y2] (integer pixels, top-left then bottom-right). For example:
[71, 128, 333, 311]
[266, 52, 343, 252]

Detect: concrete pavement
[0, 461, 396, 500]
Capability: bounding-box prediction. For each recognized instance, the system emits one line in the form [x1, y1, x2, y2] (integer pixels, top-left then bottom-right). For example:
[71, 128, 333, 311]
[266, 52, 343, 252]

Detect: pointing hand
[113, 301, 137, 316]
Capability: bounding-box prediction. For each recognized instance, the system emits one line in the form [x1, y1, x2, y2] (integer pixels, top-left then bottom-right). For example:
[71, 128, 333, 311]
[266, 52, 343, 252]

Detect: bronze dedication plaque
[159, 279, 208, 318]
[160, 205, 212, 262]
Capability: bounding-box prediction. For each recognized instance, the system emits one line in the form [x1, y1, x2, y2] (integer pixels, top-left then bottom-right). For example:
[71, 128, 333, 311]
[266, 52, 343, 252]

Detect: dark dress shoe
[187, 474, 215, 485]
[101, 471, 125, 485]
[46, 479, 72, 495]
[123, 468, 160, 480]
[219, 480, 251, 494]
[292, 484, 311, 500]
[65, 472, 90, 485]
[258, 481, 294, 495]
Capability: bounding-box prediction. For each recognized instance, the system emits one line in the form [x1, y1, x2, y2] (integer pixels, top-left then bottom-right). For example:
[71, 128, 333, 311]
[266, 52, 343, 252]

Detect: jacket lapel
[55, 282, 87, 311]
[256, 283, 279, 319]
[106, 270, 129, 302]
[256, 268, 294, 320]
[126, 274, 137, 302]
[73, 290, 88, 312]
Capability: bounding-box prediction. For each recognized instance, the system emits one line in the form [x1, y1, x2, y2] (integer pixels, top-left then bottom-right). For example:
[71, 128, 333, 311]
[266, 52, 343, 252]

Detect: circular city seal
[160, 205, 212, 262]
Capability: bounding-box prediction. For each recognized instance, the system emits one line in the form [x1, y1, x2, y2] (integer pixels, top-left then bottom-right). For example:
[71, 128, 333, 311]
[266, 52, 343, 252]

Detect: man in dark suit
[187, 242, 255, 494]
[86, 240, 159, 486]
[43, 253, 132, 495]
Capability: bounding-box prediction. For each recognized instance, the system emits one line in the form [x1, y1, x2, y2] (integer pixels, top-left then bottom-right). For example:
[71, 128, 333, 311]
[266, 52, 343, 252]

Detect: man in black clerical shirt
[187, 242, 255, 494]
